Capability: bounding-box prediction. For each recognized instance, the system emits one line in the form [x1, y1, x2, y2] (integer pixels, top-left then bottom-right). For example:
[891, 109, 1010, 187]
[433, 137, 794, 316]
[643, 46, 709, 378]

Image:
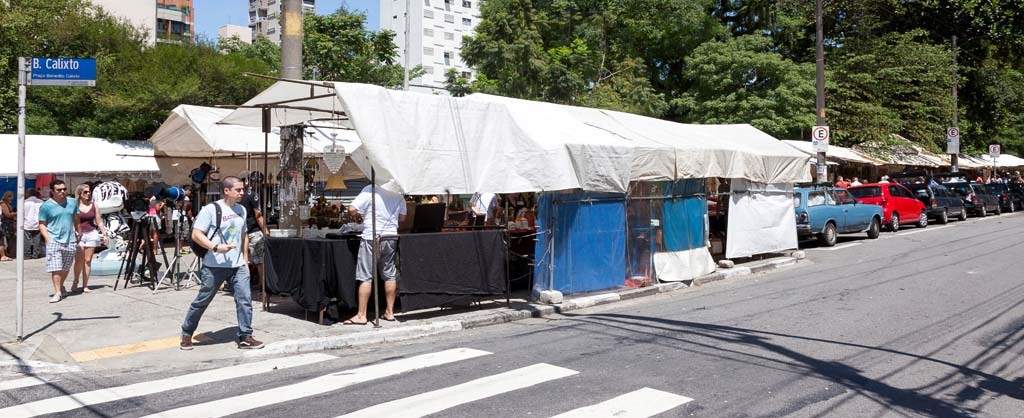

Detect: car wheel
[867, 217, 881, 239]
[1009, 201, 1016, 213]
[996, 203, 1002, 215]
[958, 207, 968, 221]
[978, 205, 987, 217]
[938, 209, 948, 224]
[819, 222, 837, 247]
[917, 211, 928, 228]
[889, 213, 900, 232]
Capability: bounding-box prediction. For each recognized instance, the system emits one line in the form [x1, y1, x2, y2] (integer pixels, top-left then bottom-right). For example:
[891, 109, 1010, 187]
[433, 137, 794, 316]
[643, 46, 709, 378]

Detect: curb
[249, 256, 800, 356]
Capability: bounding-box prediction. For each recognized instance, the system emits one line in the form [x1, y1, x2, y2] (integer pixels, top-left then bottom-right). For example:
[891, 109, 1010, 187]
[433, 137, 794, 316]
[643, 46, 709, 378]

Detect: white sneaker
[49, 294, 61, 303]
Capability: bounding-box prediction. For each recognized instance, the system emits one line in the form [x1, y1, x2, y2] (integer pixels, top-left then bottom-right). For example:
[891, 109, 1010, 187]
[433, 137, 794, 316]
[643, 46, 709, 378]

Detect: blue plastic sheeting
[533, 191, 627, 295]
[660, 179, 706, 251]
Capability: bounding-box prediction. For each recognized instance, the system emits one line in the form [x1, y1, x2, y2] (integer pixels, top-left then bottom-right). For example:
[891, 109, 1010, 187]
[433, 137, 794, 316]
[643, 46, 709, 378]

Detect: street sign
[946, 127, 960, 140]
[811, 125, 830, 153]
[29, 57, 96, 86]
[946, 127, 960, 154]
[990, 144, 1001, 159]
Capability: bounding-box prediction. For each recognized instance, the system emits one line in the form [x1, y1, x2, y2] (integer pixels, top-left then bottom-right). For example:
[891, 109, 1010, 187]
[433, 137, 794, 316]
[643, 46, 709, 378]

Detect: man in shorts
[38, 179, 80, 303]
[345, 183, 406, 324]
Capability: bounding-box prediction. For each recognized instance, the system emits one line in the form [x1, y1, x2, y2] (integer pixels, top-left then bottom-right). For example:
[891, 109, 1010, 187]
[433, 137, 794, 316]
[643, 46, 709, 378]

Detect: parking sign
[990, 144, 1001, 159]
[811, 126, 829, 153]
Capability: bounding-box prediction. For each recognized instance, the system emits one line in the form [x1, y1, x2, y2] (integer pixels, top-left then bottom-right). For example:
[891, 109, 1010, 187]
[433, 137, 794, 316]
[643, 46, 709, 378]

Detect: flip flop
[343, 319, 368, 325]
[381, 316, 397, 322]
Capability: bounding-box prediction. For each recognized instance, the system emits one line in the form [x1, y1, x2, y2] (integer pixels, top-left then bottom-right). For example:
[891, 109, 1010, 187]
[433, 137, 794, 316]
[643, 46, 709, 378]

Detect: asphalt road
[1, 211, 1022, 417]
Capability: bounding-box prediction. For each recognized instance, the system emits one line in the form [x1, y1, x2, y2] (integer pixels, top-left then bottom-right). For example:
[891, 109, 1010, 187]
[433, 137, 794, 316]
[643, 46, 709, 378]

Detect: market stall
[221, 81, 811, 299]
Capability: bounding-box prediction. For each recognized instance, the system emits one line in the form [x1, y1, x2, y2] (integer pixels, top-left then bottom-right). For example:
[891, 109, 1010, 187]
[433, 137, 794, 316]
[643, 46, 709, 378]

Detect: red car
[847, 183, 927, 231]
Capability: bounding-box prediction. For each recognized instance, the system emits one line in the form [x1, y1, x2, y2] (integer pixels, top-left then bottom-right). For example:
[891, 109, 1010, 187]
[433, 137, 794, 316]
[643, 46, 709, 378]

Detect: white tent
[149, 105, 363, 184]
[224, 82, 812, 194]
[975, 153, 1024, 168]
[782, 140, 884, 165]
[0, 135, 158, 176]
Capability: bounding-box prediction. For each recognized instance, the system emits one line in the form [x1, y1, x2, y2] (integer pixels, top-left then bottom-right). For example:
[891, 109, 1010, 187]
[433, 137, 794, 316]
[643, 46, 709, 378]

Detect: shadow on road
[563, 312, 1023, 417]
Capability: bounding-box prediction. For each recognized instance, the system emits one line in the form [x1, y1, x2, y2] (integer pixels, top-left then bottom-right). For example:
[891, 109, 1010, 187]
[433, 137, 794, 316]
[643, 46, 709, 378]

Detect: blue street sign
[30, 57, 96, 86]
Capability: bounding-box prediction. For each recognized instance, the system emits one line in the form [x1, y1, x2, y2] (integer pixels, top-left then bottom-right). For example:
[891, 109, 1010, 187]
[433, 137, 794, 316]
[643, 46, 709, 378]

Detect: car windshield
[946, 183, 971, 196]
[985, 184, 1006, 193]
[848, 187, 881, 198]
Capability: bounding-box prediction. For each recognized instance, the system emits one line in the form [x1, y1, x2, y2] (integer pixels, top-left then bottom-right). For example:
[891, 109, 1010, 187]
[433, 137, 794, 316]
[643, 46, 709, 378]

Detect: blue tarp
[533, 191, 626, 295]
[533, 179, 708, 296]
[0, 177, 37, 211]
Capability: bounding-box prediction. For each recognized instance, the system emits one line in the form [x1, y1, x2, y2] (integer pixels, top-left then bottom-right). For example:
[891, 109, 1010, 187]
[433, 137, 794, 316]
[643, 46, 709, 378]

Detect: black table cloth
[398, 229, 508, 311]
[265, 237, 360, 312]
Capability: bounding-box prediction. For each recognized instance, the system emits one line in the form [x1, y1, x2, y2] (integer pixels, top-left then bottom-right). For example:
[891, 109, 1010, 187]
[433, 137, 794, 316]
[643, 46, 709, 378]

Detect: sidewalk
[0, 252, 802, 375]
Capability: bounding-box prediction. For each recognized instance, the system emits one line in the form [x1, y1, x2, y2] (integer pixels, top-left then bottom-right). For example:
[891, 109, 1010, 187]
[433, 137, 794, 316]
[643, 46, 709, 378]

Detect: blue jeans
[181, 266, 253, 339]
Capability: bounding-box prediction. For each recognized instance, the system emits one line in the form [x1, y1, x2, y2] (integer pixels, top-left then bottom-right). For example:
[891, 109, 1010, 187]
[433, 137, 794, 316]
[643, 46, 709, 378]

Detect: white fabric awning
[0, 135, 158, 176]
[782, 140, 884, 165]
[975, 154, 1024, 168]
[223, 81, 812, 194]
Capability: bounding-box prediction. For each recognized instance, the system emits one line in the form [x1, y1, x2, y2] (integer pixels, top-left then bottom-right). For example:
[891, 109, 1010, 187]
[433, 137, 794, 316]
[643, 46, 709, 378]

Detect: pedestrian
[470, 192, 499, 226]
[834, 176, 850, 189]
[851, 177, 862, 187]
[180, 176, 263, 350]
[72, 183, 108, 294]
[879, 175, 890, 183]
[176, 185, 194, 255]
[0, 191, 15, 261]
[345, 182, 407, 325]
[38, 179, 80, 303]
[22, 188, 45, 259]
[238, 181, 270, 293]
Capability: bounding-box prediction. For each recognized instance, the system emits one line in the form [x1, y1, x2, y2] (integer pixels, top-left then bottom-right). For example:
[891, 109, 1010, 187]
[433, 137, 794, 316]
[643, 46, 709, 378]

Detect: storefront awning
[0, 135, 158, 176]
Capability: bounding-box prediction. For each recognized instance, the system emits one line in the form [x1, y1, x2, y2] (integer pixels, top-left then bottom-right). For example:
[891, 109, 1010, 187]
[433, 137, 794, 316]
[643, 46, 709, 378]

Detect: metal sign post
[15, 57, 96, 342]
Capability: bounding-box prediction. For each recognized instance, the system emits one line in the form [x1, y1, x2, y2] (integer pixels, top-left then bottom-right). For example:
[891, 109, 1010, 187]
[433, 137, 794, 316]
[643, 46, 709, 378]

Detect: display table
[264, 236, 360, 317]
[264, 229, 509, 321]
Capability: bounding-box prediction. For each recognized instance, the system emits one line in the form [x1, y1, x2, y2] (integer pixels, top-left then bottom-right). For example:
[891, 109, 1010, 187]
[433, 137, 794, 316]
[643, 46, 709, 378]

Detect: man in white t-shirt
[346, 184, 407, 324]
[470, 192, 498, 225]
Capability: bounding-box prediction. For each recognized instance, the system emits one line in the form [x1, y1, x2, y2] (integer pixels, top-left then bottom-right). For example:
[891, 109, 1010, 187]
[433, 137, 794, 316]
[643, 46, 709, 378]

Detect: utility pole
[949, 35, 960, 173]
[16, 57, 28, 341]
[813, 0, 828, 183]
[280, 0, 303, 79]
[402, 0, 411, 91]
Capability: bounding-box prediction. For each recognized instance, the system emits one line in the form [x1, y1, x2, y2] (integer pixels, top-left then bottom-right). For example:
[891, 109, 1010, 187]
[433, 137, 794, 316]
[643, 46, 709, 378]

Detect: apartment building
[155, 0, 194, 44]
[90, 0, 157, 46]
[219, 24, 253, 45]
[248, 0, 316, 45]
[380, 0, 481, 94]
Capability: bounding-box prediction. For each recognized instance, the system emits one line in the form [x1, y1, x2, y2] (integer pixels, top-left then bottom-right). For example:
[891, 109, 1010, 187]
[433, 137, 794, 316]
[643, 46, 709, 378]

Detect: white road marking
[550, 387, 694, 418]
[0, 375, 49, 392]
[144, 348, 492, 418]
[337, 363, 579, 418]
[808, 242, 862, 251]
[0, 353, 336, 418]
[892, 225, 953, 236]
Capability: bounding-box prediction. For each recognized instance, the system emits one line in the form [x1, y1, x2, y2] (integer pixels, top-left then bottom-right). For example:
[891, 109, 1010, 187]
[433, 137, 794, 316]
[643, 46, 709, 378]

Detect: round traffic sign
[947, 127, 960, 139]
[812, 126, 830, 141]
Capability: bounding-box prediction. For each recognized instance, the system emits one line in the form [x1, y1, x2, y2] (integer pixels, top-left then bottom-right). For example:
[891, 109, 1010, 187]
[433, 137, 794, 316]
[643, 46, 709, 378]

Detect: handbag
[190, 203, 221, 258]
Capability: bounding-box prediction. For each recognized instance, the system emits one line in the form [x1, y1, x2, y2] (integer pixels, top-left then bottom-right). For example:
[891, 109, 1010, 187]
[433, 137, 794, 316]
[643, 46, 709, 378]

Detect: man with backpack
[180, 176, 263, 350]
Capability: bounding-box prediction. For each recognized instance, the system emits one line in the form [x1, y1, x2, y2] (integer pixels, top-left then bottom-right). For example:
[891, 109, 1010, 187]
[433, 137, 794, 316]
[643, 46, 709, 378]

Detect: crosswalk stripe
[0, 353, 335, 418]
[0, 376, 49, 392]
[549, 387, 693, 418]
[337, 363, 579, 418]
[143, 348, 492, 418]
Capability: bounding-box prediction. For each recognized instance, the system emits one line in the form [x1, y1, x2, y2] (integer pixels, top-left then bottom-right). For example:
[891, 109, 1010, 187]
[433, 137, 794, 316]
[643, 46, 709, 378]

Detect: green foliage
[828, 31, 954, 148]
[444, 69, 473, 97]
[672, 35, 815, 139]
[303, 8, 421, 87]
[219, 36, 281, 73]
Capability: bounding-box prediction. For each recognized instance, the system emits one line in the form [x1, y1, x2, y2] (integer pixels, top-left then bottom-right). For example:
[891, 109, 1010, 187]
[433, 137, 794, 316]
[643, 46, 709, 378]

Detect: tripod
[115, 214, 169, 290]
[153, 218, 201, 293]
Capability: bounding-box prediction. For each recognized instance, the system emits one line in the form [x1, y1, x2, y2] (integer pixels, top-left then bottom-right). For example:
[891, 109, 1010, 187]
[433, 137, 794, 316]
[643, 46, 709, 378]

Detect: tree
[219, 35, 281, 74]
[303, 8, 421, 87]
[672, 35, 815, 139]
[444, 69, 472, 97]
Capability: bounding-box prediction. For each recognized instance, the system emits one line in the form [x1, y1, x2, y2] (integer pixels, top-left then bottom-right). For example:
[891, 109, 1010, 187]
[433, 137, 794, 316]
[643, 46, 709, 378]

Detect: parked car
[943, 181, 1000, 217]
[847, 183, 928, 231]
[984, 183, 1024, 213]
[904, 183, 967, 223]
[794, 186, 883, 246]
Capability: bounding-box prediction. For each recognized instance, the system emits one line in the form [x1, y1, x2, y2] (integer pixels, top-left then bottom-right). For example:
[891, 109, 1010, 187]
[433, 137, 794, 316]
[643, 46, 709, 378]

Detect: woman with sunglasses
[72, 184, 108, 293]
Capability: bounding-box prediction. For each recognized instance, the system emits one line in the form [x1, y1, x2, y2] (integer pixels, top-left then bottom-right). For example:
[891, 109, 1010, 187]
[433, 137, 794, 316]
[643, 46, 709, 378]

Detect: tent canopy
[224, 81, 812, 195]
[782, 140, 884, 165]
[1, 135, 157, 176]
[149, 105, 364, 185]
[975, 153, 1024, 168]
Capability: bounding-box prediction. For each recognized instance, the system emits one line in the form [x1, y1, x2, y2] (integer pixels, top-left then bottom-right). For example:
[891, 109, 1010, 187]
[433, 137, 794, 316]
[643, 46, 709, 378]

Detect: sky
[194, 0, 381, 42]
